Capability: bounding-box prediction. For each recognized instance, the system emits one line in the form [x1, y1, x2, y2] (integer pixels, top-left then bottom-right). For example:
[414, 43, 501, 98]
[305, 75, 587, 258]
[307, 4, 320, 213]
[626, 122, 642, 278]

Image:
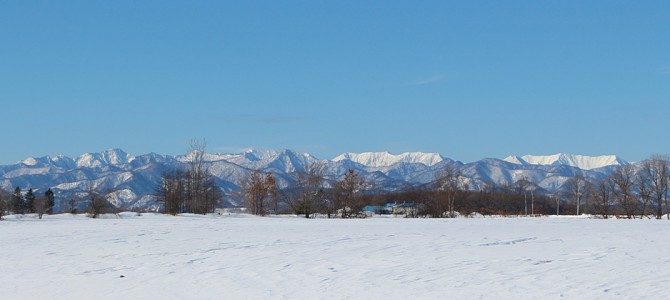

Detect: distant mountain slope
[0, 149, 629, 211]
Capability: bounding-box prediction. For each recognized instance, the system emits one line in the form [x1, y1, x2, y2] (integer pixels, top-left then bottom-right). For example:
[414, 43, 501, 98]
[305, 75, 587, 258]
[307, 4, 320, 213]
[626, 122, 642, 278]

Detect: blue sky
[1, 1, 668, 164]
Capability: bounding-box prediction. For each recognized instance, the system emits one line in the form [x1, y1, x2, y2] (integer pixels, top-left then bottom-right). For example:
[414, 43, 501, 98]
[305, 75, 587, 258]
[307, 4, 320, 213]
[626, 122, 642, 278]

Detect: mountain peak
[244, 148, 280, 161]
[504, 153, 626, 170]
[74, 149, 135, 168]
[20, 156, 39, 166]
[333, 151, 444, 167]
[101, 148, 135, 165]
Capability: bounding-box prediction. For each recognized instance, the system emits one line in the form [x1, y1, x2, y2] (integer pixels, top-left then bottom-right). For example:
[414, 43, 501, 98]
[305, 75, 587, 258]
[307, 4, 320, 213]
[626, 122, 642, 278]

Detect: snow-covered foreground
[2, 214, 668, 299]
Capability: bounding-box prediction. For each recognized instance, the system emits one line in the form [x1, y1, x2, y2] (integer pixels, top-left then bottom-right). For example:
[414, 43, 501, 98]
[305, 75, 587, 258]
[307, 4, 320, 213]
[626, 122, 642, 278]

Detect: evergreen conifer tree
[10, 187, 24, 214]
[44, 188, 55, 214]
[25, 188, 36, 213]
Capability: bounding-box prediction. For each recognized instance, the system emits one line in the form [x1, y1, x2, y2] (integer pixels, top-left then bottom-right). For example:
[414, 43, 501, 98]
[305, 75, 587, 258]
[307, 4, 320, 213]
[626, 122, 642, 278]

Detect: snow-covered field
[2, 214, 668, 299]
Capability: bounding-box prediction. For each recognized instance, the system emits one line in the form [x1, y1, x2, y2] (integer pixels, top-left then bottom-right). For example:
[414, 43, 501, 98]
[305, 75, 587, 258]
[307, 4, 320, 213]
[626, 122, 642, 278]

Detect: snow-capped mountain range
[0, 149, 627, 211]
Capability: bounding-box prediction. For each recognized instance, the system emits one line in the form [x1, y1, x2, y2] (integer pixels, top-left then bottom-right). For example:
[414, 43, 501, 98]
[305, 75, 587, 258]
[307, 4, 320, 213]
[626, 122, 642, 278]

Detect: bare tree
[322, 195, 336, 219]
[156, 140, 222, 215]
[611, 165, 637, 219]
[87, 189, 112, 218]
[333, 169, 365, 218]
[637, 168, 653, 218]
[642, 155, 669, 219]
[187, 140, 206, 211]
[588, 178, 612, 219]
[67, 196, 80, 214]
[156, 169, 187, 215]
[434, 163, 467, 218]
[286, 162, 326, 218]
[564, 173, 587, 215]
[240, 170, 277, 216]
[33, 196, 48, 219]
[196, 173, 222, 214]
[244, 170, 265, 215]
[157, 168, 221, 215]
[266, 172, 279, 214]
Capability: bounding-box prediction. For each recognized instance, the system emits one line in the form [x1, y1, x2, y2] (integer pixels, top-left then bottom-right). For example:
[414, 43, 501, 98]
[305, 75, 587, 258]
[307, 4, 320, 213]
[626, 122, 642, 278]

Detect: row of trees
[240, 163, 366, 218]
[238, 160, 568, 218]
[236, 155, 669, 219]
[156, 141, 223, 215]
[396, 155, 668, 219]
[578, 155, 669, 219]
[0, 187, 55, 219]
[237, 161, 552, 218]
[0, 186, 125, 219]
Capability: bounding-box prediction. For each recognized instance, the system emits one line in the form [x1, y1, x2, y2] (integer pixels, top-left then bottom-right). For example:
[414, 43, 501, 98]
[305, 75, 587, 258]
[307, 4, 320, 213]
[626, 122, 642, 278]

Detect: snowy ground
[1, 213, 668, 299]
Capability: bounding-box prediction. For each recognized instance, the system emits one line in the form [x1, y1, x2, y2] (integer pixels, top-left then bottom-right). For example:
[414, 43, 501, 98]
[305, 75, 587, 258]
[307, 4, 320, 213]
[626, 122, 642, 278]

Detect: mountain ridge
[332, 151, 445, 167]
[0, 149, 630, 211]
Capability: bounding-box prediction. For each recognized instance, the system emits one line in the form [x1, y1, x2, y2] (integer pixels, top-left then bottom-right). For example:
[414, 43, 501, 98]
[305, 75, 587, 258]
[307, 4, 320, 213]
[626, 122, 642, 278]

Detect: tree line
[0, 187, 55, 219]
[577, 155, 669, 219]
[0, 186, 127, 219]
[235, 155, 669, 219]
[238, 163, 367, 218]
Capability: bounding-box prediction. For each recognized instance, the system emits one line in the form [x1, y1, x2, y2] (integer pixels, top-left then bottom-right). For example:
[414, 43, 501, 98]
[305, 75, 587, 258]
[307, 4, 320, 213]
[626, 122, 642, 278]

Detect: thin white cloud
[404, 74, 443, 86]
